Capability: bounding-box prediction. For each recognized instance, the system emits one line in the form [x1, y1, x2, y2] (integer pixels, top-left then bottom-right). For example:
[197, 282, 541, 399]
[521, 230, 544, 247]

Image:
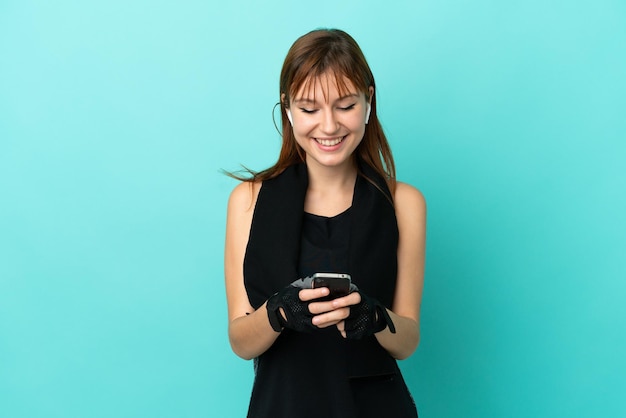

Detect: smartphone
[311, 273, 351, 299]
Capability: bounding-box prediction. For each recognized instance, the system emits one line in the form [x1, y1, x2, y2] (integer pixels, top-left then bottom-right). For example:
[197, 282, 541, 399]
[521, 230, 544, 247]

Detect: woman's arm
[225, 181, 342, 359]
[375, 181, 426, 359]
[224, 181, 280, 360]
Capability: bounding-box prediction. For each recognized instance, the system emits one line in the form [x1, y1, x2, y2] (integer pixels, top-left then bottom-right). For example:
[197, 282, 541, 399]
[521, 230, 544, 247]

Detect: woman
[225, 29, 426, 417]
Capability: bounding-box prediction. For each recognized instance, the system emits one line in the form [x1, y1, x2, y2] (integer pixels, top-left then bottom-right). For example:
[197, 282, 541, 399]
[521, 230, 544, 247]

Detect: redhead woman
[224, 29, 426, 418]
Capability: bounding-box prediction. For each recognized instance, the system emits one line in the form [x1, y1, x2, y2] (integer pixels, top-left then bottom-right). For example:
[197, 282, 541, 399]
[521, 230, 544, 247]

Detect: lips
[314, 136, 346, 146]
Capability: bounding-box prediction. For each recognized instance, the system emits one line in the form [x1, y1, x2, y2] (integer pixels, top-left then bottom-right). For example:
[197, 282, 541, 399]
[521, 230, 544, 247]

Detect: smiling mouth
[314, 136, 346, 146]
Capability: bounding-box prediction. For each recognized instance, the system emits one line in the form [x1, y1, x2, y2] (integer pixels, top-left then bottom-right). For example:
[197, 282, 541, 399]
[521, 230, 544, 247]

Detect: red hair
[229, 29, 396, 193]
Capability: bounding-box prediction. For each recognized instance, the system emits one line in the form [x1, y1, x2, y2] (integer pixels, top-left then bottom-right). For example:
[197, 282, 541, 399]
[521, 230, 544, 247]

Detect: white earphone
[286, 109, 293, 126]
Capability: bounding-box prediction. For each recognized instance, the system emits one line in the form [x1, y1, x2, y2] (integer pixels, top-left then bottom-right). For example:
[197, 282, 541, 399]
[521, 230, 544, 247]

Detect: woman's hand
[306, 290, 362, 336]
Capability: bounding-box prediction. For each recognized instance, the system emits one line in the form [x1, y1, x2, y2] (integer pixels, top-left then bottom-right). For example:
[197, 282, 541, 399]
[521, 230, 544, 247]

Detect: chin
[308, 154, 355, 168]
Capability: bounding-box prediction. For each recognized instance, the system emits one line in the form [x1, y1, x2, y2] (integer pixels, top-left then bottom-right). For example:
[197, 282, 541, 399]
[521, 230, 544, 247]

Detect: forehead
[292, 72, 360, 102]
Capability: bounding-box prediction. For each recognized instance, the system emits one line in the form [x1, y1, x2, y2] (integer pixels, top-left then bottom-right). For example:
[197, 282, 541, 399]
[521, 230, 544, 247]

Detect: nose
[320, 109, 340, 134]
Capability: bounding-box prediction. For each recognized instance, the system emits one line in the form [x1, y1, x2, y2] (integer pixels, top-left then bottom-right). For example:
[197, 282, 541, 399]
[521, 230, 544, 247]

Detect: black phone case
[312, 277, 351, 298]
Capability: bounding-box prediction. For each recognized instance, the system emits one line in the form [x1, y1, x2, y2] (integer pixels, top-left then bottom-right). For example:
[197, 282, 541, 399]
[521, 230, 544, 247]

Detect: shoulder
[227, 181, 262, 216]
[225, 181, 263, 261]
[394, 182, 426, 217]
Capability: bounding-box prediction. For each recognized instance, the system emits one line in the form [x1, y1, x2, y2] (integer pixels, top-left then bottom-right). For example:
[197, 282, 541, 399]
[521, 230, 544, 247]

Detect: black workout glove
[344, 292, 396, 339]
[266, 284, 316, 333]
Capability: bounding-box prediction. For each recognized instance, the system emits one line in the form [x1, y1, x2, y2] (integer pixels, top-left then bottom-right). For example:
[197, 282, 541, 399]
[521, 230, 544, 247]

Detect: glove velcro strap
[266, 293, 286, 332]
[375, 303, 396, 334]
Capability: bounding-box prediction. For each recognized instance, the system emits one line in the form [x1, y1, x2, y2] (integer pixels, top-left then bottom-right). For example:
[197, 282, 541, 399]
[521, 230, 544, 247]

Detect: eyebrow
[293, 93, 360, 105]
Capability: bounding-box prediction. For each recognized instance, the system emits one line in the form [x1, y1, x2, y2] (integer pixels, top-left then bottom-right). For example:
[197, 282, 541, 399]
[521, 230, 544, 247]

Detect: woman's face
[288, 73, 371, 171]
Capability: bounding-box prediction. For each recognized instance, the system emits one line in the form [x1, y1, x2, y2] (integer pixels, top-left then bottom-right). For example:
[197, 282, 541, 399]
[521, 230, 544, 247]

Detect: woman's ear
[281, 93, 293, 126]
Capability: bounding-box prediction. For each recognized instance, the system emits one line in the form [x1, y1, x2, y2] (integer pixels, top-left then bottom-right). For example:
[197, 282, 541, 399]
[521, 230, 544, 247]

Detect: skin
[225, 73, 426, 361]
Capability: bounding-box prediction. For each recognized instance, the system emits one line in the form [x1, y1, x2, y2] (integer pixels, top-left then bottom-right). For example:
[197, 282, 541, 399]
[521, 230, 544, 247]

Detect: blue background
[1, 1, 624, 417]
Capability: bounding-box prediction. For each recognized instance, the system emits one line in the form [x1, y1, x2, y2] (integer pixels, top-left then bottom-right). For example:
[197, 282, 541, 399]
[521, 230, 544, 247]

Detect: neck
[305, 158, 358, 193]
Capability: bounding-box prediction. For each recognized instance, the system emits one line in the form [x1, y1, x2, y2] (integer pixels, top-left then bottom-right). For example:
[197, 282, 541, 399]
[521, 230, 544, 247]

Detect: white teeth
[316, 136, 344, 146]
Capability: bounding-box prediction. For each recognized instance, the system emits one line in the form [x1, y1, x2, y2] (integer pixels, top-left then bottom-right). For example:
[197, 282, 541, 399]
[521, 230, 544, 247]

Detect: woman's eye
[300, 108, 317, 114]
[339, 104, 356, 111]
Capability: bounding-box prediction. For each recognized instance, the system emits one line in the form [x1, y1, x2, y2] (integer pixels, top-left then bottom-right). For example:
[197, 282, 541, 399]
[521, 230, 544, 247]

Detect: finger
[337, 320, 347, 338]
[299, 287, 329, 302]
[310, 291, 360, 314]
[330, 291, 361, 308]
[336, 320, 345, 333]
[313, 318, 341, 329]
[308, 300, 337, 315]
[312, 307, 350, 328]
